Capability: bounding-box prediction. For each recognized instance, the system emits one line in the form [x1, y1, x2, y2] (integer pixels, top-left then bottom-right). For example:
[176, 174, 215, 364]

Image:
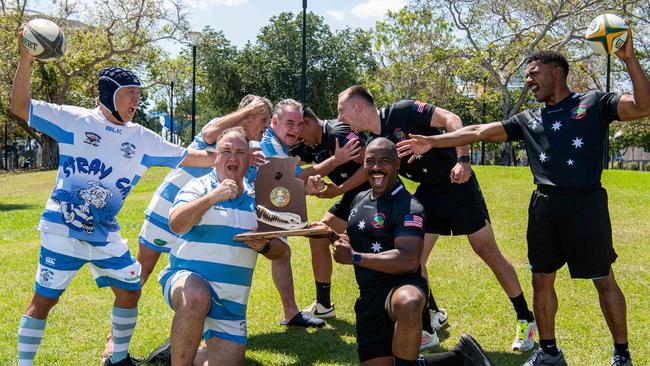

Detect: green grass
[1, 166, 649, 365]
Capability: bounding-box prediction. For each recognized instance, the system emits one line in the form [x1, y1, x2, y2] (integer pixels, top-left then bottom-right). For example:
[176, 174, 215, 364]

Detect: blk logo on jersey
[571, 104, 588, 120]
[371, 212, 385, 228]
[121, 142, 136, 159]
[106, 125, 123, 134]
[394, 128, 406, 141]
[84, 132, 102, 146]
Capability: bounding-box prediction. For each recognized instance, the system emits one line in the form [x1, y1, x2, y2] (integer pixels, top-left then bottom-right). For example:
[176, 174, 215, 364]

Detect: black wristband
[258, 240, 272, 255]
[457, 155, 470, 163]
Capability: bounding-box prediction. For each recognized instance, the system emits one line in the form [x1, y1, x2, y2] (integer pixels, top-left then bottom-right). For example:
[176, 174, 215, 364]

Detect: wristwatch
[457, 155, 470, 163]
[258, 240, 272, 255]
[352, 252, 362, 265]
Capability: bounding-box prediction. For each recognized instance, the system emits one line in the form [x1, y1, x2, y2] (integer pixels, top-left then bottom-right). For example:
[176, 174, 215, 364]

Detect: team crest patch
[371, 212, 385, 228]
[40, 267, 54, 285]
[84, 132, 102, 146]
[394, 128, 406, 141]
[571, 104, 588, 120]
[121, 142, 136, 159]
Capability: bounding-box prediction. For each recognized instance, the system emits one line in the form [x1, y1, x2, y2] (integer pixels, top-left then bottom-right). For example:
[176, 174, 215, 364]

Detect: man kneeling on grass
[161, 127, 288, 366]
[333, 137, 495, 366]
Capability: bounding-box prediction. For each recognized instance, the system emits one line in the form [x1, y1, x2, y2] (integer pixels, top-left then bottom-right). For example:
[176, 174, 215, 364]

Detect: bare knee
[174, 283, 210, 315]
[25, 293, 59, 319]
[390, 287, 425, 321]
[593, 271, 622, 295]
[273, 244, 292, 264]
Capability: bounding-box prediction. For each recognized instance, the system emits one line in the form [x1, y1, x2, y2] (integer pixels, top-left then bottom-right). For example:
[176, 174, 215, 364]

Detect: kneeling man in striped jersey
[160, 127, 288, 365]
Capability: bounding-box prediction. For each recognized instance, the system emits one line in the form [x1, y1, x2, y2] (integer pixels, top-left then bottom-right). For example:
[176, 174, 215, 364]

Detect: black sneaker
[453, 334, 495, 366]
[611, 354, 632, 366]
[280, 311, 325, 328]
[522, 347, 567, 366]
[103, 354, 141, 366]
[146, 338, 171, 365]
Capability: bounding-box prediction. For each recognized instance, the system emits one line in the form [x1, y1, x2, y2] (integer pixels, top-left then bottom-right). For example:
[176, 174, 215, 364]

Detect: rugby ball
[585, 14, 628, 55]
[22, 19, 66, 62]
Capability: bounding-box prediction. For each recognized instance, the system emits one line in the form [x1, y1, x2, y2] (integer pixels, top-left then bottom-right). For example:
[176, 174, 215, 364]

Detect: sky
[28, 0, 407, 55]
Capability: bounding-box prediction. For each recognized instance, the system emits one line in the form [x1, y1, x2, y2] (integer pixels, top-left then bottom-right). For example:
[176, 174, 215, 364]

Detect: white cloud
[325, 10, 346, 21]
[351, 0, 406, 19]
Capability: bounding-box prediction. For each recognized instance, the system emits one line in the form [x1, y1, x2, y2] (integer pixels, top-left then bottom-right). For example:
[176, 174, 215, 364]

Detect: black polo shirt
[376, 100, 457, 185]
[502, 91, 620, 186]
[347, 182, 425, 289]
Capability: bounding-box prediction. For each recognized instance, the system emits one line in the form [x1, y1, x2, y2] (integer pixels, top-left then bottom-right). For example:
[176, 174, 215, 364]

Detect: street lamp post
[166, 70, 177, 144]
[300, 0, 307, 104]
[189, 31, 202, 140]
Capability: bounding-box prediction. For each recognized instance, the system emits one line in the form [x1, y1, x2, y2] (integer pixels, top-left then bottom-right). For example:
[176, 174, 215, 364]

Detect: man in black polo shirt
[333, 137, 495, 366]
[336, 86, 536, 351]
[291, 107, 368, 319]
[396, 32, 650, 366]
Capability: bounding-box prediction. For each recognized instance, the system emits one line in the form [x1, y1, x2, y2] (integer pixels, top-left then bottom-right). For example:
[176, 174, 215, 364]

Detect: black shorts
[414, 173, 490, 235]
[355, 275, 429, 362]
[527, 186, 617, 279]
[328, 185, 369, 221]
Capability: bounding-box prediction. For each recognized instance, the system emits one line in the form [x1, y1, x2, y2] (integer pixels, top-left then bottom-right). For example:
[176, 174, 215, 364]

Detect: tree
[1, 0, 189, 168]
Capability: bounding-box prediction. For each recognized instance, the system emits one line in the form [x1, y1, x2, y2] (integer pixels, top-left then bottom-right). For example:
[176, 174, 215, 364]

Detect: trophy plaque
[234, 157, 336, 241]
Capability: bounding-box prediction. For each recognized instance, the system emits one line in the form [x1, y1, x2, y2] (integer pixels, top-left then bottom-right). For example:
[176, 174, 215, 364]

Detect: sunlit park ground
[0, 166, 648, 365]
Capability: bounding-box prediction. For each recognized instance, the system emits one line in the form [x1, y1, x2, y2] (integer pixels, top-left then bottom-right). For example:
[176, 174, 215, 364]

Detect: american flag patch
[346, 131, 359, 141]
[413, 100, 427, 113]
[404, 214, 423, 228]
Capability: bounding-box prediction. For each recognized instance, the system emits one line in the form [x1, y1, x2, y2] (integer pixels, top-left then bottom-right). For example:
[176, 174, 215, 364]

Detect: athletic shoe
[611, 354, 632, 366]
[280, 311, 326, 328]
[430, 308, 449, 331]
[103, 354, 141, 366]
[512, 319, 536, 351]
[146, 338, 171, 365]
[522, 347, 567, 366]
[420, 330, 440, 350]
[453, 334, 495, 366]
[302, 300, 336, 319]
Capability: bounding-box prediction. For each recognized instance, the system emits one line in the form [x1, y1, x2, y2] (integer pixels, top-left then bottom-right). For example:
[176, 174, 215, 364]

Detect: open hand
[397, 134, 433, 163]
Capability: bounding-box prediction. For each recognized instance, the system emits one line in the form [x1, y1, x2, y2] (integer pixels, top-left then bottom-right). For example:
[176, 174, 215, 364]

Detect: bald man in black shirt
[397, 31, 650, 366]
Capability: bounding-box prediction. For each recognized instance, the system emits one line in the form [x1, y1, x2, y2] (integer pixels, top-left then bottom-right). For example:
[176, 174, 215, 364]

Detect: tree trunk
[39, 134, 58, 169]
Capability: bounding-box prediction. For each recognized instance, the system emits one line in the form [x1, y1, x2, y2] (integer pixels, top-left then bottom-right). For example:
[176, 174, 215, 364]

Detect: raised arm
[179, 149, 216, 168]
[397, 122, 508, 162]
[10, 28, 33, 121]
[297, 137, 361, 181]
[429, 106, 468, 158]
[614, 28, 650, 122]
[201, 98, 270, 144]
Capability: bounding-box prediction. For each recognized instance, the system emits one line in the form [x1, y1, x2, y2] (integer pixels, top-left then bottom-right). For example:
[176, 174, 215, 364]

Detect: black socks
[315, 281, 331, 308]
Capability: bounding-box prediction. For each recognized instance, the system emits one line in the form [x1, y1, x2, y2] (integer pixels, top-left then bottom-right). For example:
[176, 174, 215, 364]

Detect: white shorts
[138, 216, 180, 253]
[35, 231, 141, 299]
[159, 269, 248, 345]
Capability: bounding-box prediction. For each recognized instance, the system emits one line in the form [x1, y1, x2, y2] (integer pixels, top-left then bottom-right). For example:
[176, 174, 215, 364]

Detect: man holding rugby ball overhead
[397, 28, 650, 366]
[11, 26, 216, 366]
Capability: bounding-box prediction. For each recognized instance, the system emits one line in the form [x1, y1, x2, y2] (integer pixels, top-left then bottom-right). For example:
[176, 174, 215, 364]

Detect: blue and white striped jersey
[29, 100, 187, 244]
[167, 171, 258, 317]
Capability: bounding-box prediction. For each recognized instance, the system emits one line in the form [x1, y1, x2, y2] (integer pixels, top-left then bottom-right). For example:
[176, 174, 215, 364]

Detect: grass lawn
[0, 166, 648, 365]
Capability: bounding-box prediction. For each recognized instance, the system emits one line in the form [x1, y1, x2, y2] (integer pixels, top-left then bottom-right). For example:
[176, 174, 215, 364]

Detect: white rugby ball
[22, 19, 66, 62]
[585, 14, 628, 55]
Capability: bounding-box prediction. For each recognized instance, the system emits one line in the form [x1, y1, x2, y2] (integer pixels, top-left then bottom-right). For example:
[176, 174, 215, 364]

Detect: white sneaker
[420, 330, 440, 350]
[302, 300, 336, 319]
[512, 319, 536, 351]
[430, 308, 449, 331]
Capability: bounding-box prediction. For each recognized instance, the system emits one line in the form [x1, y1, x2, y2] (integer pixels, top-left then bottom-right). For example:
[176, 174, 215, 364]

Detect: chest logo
[371, 212, 386, 228]
[394, 128, 406, 141]
[570, 104, 588, 120]
[121, 142, 136, 159]
[270, 186, 290, 207]
[84, 132, 102, 146]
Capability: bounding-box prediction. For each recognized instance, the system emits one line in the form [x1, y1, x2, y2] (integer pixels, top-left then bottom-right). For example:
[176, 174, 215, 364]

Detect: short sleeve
[501, 114, 525, 142]
[394, 198, 426, 238]
[290, 144, 315, 164]
[170, 178, 207, 214]
[28, 100, 80, 144]
[393, 100, 436, 128]
[594, 91, 621, 124]
[140, 128, 188, 168]
[329, 123, 365, 153]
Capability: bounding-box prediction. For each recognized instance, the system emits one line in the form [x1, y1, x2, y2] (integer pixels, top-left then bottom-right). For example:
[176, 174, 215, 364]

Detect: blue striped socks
[111, 306, 138, 362]
[18, 315, 46, 366]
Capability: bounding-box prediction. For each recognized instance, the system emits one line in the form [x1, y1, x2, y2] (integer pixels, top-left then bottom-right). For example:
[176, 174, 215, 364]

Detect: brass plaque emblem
[270, 186, 290, 207]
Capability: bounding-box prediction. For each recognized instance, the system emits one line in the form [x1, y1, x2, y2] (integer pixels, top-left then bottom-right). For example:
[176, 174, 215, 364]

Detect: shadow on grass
[0, 203, 38, 211]
[245, 318, 357, 365]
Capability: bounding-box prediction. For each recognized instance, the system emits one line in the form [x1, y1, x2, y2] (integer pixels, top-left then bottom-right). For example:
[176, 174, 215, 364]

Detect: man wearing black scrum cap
[11, 26, 217, 366]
